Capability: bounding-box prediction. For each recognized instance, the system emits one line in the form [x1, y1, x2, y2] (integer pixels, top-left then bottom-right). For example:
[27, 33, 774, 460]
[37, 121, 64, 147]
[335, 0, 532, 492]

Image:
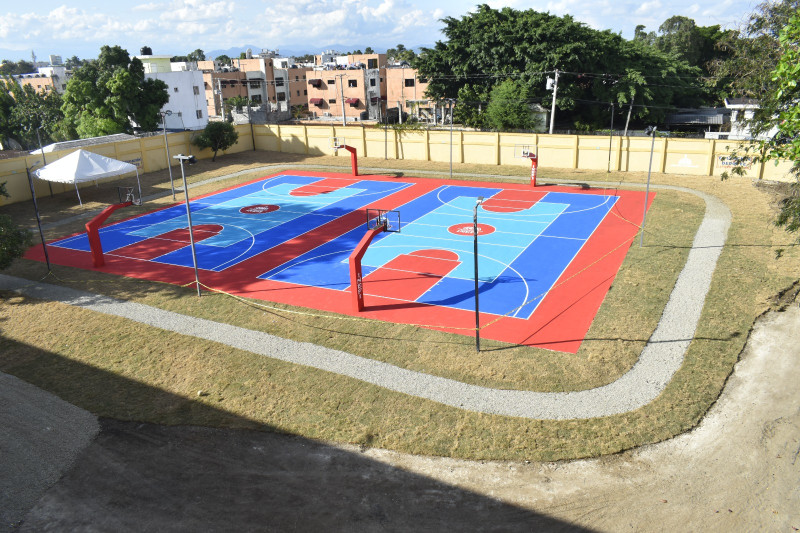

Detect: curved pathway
[1, 168, 731, 420]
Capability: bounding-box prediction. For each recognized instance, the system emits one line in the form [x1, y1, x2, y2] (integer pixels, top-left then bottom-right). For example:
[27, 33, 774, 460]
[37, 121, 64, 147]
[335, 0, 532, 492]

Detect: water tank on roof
[246, 48, 252, 59]
[141, 46, 153, 56]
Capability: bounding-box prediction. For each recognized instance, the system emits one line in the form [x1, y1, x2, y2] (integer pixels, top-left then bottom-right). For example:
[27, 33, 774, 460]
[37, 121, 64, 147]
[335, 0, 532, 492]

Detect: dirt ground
[7, 298, 799, 531]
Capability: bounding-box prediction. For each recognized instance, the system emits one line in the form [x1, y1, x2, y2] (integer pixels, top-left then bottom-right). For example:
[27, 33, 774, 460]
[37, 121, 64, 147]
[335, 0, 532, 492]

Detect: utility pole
[336, 74, 347, 127]
[549, 69, 559, 134]
[217, 78, 225, 122]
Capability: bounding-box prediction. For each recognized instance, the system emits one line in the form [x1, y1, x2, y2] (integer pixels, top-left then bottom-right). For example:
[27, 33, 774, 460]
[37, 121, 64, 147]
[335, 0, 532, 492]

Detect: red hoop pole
[529, 154, 539, 187]
[343, 145, 359, 176]
[85, 201, 133, 267]
[349, 225, 385, 311]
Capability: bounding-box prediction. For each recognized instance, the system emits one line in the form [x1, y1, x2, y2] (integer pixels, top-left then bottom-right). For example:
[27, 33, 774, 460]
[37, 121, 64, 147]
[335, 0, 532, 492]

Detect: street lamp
[26, 161, 51, 273]
[640, 126, 657, 247]
[160, 110, 175, 200]
[473, 196, 484, 352]
[447, 98, 456, 179]
[174, 154, 201, 296]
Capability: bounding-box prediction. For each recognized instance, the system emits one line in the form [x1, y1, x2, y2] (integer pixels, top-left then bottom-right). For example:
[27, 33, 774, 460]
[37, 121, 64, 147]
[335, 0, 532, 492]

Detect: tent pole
[136, 170, 142, 202]
[75, 182, 82, 205]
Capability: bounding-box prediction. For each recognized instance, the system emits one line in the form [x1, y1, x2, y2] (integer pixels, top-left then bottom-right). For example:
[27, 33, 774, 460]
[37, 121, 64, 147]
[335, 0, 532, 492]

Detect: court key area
[28, 170, 654, 352]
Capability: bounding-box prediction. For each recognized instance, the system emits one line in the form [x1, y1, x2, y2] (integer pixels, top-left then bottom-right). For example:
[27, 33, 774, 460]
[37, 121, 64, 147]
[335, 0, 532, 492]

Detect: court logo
[240, 204, 280, 214]
[448, 223, 496, 236]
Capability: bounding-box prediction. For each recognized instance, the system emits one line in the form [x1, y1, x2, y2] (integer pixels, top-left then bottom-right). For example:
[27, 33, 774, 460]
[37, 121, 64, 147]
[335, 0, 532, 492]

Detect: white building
[145, 71, 208, 130]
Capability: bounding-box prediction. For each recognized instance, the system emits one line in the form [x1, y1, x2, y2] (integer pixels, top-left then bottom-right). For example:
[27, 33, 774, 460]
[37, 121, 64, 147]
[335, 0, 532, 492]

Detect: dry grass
[2, 150, 798, 461]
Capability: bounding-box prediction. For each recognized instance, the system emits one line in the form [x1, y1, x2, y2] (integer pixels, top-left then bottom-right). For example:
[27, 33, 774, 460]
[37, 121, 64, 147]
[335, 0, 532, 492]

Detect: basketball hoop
[515, 144, 539, 187]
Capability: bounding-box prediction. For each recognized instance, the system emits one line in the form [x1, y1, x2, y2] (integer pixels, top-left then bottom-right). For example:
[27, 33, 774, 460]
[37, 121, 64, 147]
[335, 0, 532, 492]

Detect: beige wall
[1, 126, 794, 206]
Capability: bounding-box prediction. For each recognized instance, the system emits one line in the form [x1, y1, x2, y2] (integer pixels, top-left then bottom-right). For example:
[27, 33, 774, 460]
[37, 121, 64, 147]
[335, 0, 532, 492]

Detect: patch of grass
[2, 151, 798, 461]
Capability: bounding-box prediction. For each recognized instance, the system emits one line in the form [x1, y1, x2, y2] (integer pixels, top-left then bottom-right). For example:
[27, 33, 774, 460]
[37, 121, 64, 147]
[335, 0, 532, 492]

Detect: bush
[191, 121, 239, 162]
[0, 182, 33, 270]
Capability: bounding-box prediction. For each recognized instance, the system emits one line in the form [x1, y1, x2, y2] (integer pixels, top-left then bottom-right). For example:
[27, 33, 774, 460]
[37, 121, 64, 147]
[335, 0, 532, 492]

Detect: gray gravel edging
[3, 170, 731, 419]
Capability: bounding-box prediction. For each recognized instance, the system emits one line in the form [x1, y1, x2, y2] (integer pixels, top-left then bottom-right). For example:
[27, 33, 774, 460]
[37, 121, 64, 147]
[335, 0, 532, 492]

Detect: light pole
[174, 154, 202, 296]
[473, 196, 484, 352]
[641, 126, 657, 247]
[447, 98, 456, 179]
[159, 110, 175, 200]
[34, 127, 53, 197]
[26, 161, 51, 273]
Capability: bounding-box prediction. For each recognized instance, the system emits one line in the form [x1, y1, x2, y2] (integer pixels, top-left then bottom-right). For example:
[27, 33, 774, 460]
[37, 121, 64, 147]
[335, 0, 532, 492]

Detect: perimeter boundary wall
[0, 124, 793, 206]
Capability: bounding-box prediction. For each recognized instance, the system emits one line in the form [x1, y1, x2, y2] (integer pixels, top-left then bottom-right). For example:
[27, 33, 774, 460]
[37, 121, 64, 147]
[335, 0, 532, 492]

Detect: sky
[0, 0, 759, 62]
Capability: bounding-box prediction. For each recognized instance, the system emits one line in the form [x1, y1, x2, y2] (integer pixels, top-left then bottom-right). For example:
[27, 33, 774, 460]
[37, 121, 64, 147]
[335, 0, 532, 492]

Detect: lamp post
[34, 127, 53, 197]
[26, 161, 51, 273]
[473, 196, 484, 352]
[640, 126, 657, 247]
[447, 98, 456, 179]
[174, 154, 202, 296]
[159, 110, 175, 200]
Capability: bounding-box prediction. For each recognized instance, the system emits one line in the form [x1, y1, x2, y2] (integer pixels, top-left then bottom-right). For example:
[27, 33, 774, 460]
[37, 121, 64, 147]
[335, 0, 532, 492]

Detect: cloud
[635, 0, 663, 16]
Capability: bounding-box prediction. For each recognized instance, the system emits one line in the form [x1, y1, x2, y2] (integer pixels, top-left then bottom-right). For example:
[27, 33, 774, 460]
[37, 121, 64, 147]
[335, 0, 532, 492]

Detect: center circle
[240, 204, 280, 214]
[448, 223, 496, 236]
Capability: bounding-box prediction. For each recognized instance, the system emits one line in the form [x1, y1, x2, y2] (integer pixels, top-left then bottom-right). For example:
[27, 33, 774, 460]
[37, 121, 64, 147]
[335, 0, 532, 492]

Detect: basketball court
[26, 170, 654, 352]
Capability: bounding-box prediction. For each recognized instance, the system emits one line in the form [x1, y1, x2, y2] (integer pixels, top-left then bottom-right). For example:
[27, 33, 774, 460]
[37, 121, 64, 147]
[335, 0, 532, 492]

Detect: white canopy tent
[34, 149, 141, 205]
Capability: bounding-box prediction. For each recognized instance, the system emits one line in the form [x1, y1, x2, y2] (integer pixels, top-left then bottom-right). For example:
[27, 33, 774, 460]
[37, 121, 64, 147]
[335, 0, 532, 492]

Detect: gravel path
[0, 173, 731, 419]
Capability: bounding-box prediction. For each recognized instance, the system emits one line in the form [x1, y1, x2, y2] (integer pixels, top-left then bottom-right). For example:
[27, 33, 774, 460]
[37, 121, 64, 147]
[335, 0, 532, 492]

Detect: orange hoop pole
[530, 154, 539, 187]
[85, 201, 132, 267]
[349, 225, 385, 311]
[342, 145, 358, 176]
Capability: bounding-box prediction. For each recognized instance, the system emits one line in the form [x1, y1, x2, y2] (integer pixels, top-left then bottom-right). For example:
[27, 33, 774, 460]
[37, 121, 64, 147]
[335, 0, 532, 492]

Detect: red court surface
[26, 170, 654, 353]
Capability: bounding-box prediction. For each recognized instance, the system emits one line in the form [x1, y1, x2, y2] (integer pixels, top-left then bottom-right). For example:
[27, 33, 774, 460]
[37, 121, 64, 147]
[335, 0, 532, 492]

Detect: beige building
[385, 67, 433, 121]
[307, 68, 385, 121]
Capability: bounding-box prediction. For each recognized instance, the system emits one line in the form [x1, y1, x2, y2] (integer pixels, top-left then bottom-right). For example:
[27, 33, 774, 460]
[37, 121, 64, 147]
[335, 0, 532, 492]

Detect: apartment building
[307, 68, 386, 121]
[146, 70, 208, 130]
[13, 65, 70, 94]
[136, 54, 209, 130]
[385, 66, 433, 121]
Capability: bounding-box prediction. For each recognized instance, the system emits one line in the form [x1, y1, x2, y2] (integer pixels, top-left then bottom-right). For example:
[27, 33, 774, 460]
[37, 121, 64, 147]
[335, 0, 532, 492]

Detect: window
[249, 80, 261, 88]
[327, 79, 334, 85]
[348, 79, 357, 88]
[297, 90, 300, 96]
[295, 76, 299, 81]
[404, 79, 415, 87]
[277, 92, 286, 101]
[367, 58, 377, 69]
[193, 86, 200, 95]
[196, 110, 203, 119]
[328, 98, 336, 104]
[276, 78, 284, 87]
[370, 78, 376, 87]
[251, 95, 262, 103]
[304, 89, 307, 95]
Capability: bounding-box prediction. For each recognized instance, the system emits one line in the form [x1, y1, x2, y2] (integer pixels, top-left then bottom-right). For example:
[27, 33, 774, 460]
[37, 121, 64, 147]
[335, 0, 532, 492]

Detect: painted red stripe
[113, 224, 222, 261]
[289, 177, 356, 196]
[363, 250, 460, 301]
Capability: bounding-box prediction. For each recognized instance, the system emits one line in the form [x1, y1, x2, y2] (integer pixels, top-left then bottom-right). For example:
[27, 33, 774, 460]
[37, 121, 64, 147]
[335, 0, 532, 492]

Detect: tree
[215, 54, 232, 64]
[415, 4, 701, 129]
[484, 79, 539, 131]
[364, 47, 375, 54]
[725, 13, 800, 235]
[6, 81, 70, 148]
[64, 56, 84, 70]
[710, 0, 799, 99]
[187, 49, 205, 62]
[0, 60, 34, 76]
[0, 182, 32, 270]
[386, 44, 416, 63]
[191, 121, 239, 161]
[61, 45, 169, 138]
